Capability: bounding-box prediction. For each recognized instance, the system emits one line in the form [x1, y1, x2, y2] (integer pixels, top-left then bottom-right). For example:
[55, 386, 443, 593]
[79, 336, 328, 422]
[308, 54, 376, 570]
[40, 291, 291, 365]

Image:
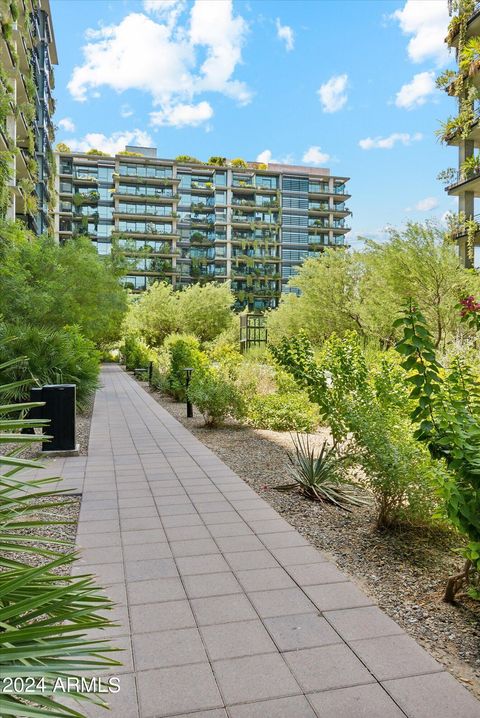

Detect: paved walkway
[39, 366, 480, 718]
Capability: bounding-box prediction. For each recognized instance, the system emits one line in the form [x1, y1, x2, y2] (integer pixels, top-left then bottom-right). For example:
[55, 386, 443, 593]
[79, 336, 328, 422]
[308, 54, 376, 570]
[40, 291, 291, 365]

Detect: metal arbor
[239, 314, 267, 353]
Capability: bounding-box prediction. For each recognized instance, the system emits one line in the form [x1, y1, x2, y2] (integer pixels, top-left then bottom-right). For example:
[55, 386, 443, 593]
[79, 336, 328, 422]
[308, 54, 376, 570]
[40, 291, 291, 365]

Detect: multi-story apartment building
[55, 147, 350, 310]
[0, 0, 57, 234]
[438, 1, 480, 267]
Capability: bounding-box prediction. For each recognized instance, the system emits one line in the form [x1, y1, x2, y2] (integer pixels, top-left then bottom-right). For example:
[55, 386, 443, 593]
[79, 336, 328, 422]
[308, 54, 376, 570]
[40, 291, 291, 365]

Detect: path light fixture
[184, 367, 193, 418]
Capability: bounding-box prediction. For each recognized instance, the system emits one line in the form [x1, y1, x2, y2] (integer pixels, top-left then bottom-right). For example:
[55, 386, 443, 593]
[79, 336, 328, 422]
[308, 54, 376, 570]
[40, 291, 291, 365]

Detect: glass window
[215, 190, 227, 204]
[282, 196, 308, 209]
[256, 175, 278, 189]
[283, 214, 308, 227]
[98, 166, 114, 182]
[215, 172, 226, 186]
[282, 177, 308, 193]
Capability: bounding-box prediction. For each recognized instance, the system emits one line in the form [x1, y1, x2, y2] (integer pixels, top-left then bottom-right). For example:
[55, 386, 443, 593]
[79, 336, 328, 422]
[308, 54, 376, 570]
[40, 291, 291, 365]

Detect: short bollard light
[184, 367, 193, 418]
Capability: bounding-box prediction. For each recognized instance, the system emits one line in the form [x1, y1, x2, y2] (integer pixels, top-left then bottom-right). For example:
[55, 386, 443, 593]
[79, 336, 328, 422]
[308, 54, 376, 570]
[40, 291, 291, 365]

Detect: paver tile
[259, 532, 310, 550]
[125, 558, 178, 581]
[191, 593, 257, 626]
[307, 683, 405, 718]
[284, 644, 375, 693]
[127, 577, 186, 605]
[176, 554, 230, 576]
[121, 529, 167, 545]
[324, 606, 404, 641]
[133, 627, 207, 670]
[286, 562, 347, 586]
[224, 550, 279, 571]
[130, 600, 196, 633]
[170, 538, 220, 557]
[304, 582, 374, 611]
[137, 663, 223, 718]
[183, 572, 243, 599]
[200, 619, 276, 660]
[123, 542, 172, 562]
[227, 696, 316, 718]
[212, 653, 301, 704]
[350, 634, 443, 681]
[235, 567, 296, 592]
[264, 612, 341, 651]
[247, 588, 317, 618]
[382, 672, 480, 718]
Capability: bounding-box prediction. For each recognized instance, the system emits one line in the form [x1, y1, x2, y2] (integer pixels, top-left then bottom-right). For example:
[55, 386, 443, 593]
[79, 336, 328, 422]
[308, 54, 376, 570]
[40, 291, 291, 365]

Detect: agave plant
[0, 359, 120, 717]
[275, 433, 369, 511]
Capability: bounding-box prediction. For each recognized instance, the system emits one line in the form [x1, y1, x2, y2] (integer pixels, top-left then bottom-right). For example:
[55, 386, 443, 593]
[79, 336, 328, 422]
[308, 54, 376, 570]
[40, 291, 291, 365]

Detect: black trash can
[40, 384, 76, 452]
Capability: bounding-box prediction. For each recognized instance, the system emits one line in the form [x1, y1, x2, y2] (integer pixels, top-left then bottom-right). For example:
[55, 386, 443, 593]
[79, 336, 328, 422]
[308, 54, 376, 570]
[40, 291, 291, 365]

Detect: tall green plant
[395, 300, 480, 601]
[0, 362, 120, 717]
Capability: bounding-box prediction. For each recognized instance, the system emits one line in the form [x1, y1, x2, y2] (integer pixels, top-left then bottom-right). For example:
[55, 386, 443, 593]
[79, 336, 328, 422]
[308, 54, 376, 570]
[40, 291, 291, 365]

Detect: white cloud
[359, 132, 423, 150]
[317, 74, 348, 113]
[407, 196, 439, 211]
[68, 128, 153, 155]
[302, 146, 330, 165]
[150, 101, 213, 127]
[395, 71, 436, 109]
[256, 149, 294, 165]
[276, 18, 294, 51]
[392, 0, 449, 66]
[58, 117, 75, 132]
[143, 0, 185, 25]
[120, 104, 134, 118]
[68, 1, 250, 127]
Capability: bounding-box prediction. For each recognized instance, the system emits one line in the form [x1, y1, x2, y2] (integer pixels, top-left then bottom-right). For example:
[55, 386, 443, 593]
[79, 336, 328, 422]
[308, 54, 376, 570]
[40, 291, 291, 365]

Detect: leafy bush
[188, 368, 244, 427]
[0, 323, 100, 410]
[247, 392, 320, 432]
[275, 434, 369, 510]
[0, 364, 119, 717]
[395, 301, 480, 600]
[164, 334, 209, 401]
[122, 333, 153, 371]
[273, 331, 440, 528]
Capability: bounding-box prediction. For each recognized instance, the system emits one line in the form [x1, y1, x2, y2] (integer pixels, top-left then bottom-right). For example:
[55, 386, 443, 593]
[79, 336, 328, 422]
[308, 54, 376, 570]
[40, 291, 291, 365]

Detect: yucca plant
[0, 359, 120, 717]
[275, 433, 369, 511]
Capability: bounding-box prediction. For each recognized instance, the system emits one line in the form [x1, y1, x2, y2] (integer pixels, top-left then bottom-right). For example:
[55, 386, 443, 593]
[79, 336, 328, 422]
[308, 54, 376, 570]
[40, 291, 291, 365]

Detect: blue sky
[50, 0, 458, 247]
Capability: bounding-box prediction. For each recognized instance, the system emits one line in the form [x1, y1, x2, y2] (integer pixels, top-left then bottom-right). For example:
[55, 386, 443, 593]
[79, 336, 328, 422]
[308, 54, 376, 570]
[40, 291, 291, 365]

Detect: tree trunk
[443, 559, 472, 603]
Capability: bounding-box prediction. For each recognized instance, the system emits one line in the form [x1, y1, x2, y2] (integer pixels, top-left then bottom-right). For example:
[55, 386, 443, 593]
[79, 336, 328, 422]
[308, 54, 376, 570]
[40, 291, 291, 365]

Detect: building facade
[55, 148, 350, 310]
[0, 0, 57, 234]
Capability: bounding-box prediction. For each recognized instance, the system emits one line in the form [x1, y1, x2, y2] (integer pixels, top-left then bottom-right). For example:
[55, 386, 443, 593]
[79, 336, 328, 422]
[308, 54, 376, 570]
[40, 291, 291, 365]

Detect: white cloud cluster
[392, 0, 449, 66]
[407, 196, 439, 211]
[317, 74, 348, 113]
[58, 117, 75, 132]
[68, 129, 153, 155]
[150, 101, 213, 127]
[276, 18, 294, 51]
[68, 0, 250, 127]
[256, 146, 330, 166]
[359, 132, 422, 150]
[302, 146, 330, 165]
[256, 149, 294, 165]
[395, 71, 436, 109]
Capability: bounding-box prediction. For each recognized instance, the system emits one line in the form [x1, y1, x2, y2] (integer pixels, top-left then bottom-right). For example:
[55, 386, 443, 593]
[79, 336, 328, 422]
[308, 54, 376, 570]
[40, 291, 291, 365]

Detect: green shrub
[0, 323, 100, 411]
[122, 334, 152, 371]
[247, 392, 320, 432]
[164, 333, 209, 401]
[188, 368, 244, 427]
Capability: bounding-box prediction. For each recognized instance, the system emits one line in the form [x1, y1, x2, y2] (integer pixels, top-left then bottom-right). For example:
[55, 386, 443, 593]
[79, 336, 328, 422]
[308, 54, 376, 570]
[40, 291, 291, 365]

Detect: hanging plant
[459, 37, 480, 76]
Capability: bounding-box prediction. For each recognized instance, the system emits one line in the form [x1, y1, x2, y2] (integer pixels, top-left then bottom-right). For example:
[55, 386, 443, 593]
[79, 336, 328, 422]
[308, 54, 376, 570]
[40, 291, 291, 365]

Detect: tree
[55, 142, 71, 152]
[125, 281, 178, 347]
[266, 223, 480, 349]
[0, 223, 128, 346]
[360, 223, 476, 349]
[178, 283, 235, 342]
[266, 249, 363, 345]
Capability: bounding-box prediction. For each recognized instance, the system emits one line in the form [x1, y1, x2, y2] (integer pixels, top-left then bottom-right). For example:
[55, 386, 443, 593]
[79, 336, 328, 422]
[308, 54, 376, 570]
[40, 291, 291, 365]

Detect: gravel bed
[148, 384, 480, 699]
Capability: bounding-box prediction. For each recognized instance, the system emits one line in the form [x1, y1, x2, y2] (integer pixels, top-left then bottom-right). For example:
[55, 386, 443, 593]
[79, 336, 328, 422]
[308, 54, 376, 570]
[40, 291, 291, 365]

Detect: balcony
[445, 166, 480, 196]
